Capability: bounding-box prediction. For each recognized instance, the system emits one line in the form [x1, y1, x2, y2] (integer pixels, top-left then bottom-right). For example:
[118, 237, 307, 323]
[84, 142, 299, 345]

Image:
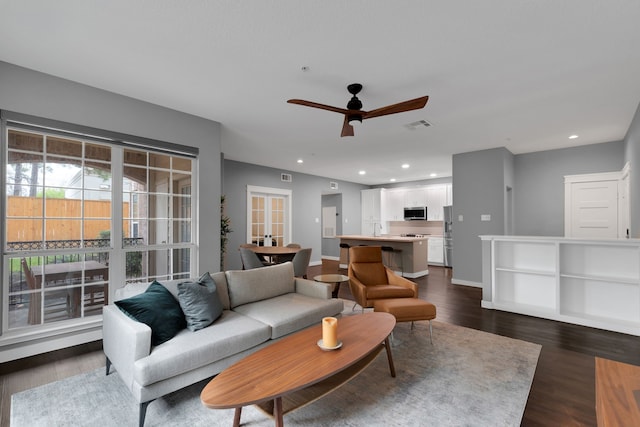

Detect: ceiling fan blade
[287, 99, 350, 115]
[341, 116, 354, 137]
[362, 96, 429, 120]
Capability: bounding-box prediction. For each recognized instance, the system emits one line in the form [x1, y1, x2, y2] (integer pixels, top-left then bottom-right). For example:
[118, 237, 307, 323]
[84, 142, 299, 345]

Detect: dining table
[31, 260, 109, 317]
[246, 246, 300, 264]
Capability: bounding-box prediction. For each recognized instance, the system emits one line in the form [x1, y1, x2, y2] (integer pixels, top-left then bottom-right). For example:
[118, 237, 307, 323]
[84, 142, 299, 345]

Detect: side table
[314, 274, 349, 299]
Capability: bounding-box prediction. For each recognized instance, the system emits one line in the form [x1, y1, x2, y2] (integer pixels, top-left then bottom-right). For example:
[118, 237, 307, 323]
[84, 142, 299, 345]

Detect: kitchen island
[338, 235, 429, 278]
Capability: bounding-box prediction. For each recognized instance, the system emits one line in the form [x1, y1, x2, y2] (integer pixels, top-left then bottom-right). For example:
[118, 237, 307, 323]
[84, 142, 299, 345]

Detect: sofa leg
[105, 356, 111, 375]
[139, 400, 153, 427]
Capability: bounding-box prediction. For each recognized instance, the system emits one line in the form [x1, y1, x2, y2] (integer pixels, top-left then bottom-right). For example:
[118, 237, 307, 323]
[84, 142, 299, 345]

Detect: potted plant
[220, 195, 232, 271]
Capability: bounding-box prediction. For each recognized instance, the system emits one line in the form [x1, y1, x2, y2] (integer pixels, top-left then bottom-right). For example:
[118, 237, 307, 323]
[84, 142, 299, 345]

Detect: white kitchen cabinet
[361, 188, 384, 235]
[404, 188, 427, 207]
[383, 189, 405, 222]
[481, 235, 640, 336]
[428, 237, 444, 265]
[361, 188, 382, 221]
[425, 185, 447, 220]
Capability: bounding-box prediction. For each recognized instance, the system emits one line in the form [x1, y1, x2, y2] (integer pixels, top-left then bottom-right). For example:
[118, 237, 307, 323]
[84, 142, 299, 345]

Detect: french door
[246, 186, 292, 246]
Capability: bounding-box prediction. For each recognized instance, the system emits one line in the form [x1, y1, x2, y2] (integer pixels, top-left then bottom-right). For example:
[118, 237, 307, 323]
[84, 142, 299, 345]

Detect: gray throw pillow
[177, 272, 224, 331]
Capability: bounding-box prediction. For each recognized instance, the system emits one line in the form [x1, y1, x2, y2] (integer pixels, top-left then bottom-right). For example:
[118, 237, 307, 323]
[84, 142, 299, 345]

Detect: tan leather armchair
[348, 246, 417, 310]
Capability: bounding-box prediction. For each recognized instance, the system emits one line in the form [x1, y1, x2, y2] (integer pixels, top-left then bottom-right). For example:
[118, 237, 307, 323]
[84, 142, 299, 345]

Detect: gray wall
[452, 147, 512, 286]
[456, 141, 626, 289]
[624, 103, 640, 237]
[515, 140, 625, 236]
[222, 160, 367, 270]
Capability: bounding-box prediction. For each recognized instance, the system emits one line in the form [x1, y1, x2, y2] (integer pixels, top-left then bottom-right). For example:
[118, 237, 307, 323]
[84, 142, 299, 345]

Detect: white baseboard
[321, 256, 340, 261]
[481, 301, 494, 309]
[451, 277, 483, 288]
[309, 260, 322, 267]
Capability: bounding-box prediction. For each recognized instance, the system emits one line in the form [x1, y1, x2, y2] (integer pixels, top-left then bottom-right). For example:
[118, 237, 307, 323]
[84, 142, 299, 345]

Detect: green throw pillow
[115, 280, 186, 346]
[177, 272, 224, 331]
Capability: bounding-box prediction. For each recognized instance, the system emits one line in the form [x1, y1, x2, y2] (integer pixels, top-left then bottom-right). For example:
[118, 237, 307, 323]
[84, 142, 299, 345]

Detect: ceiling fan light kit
[287, 83, 428, 137]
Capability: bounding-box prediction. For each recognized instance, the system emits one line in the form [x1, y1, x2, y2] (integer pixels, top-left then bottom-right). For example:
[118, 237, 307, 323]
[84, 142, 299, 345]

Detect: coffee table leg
[274, 397, 284, 427]
[384, 337, 396, 377]
[233, 407, 242, 427]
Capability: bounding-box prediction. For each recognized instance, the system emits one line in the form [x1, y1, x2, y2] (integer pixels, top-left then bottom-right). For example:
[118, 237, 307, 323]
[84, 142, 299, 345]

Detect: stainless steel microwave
[404, 206, 427, 220]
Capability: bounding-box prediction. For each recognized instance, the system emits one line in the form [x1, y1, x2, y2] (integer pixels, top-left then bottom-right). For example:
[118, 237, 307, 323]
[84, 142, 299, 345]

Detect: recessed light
[401, 164, 410, 169]
[297, 159, 303, 164]
[390, 178, 396, 182]
[430, 173, 437, 177]
[569, 134, 579, 139]
[358, 170, 366, 175]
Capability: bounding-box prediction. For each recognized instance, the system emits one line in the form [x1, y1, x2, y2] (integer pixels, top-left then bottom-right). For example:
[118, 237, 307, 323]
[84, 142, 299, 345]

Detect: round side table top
[313, 274, 349, 283]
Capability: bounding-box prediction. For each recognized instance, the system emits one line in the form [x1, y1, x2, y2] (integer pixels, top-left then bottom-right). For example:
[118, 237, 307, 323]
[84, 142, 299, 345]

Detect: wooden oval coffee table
[201, 312, 396, 426]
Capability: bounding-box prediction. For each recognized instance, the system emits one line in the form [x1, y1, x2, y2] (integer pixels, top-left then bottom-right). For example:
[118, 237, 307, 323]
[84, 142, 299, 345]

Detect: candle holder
[318, 317, 342, 350]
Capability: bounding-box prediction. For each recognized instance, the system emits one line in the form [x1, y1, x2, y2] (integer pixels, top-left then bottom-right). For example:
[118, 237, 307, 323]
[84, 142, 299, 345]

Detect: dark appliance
[443, 205, 453, 267]
[404, 206, 427, 220]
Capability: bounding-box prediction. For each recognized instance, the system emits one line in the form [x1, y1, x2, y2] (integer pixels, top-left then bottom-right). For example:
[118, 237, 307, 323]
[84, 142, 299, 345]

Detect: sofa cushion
[177, 274, 224, 331]
[133, 310, 271, 386]
[115, 281, 187, 346]
[208, 271, 231, 310]
[226, 262, 295, 308]
[233, 293, 344, 339]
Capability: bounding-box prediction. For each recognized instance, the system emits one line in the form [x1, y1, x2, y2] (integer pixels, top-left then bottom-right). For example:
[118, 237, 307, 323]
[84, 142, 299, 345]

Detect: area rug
[11, 320, 540, 427]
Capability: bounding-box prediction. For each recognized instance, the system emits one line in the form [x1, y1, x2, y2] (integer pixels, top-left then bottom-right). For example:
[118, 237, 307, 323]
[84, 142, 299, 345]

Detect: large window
[3, 125, 196, 333]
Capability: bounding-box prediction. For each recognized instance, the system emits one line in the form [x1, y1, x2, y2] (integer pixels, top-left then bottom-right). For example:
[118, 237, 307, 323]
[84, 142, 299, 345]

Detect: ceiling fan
[287, 83, 429, 137]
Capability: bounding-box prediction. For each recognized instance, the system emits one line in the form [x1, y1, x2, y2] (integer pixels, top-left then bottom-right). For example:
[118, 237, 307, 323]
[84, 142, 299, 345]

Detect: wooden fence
[6, 196, 131, 241]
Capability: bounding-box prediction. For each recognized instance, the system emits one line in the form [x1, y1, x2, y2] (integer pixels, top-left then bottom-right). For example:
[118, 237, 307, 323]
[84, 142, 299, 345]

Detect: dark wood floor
[1, 261, 638, 426]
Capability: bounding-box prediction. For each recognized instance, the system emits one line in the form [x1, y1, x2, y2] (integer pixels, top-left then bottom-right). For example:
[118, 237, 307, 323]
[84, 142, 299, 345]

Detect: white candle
[322, 317, 338, 348]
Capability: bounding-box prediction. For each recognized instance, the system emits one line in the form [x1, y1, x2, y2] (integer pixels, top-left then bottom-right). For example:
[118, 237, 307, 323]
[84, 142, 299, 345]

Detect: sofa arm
[386, 269, 419, 297]
[295, 277, 332, 299]
[103, 304, 152, 392]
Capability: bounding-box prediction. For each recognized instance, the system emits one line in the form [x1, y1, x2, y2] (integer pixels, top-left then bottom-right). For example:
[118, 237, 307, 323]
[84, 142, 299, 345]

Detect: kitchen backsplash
[387, 220, 443, 236]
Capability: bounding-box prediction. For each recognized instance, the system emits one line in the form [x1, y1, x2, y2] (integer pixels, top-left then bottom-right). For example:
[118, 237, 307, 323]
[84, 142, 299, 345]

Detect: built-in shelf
[481, 235, 640, 336]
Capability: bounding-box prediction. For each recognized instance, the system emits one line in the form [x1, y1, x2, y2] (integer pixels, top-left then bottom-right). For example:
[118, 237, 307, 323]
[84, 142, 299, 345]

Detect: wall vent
[281, 173, 292, 182]
[329, 181, 338, 190]
[404, 119, 432, 130]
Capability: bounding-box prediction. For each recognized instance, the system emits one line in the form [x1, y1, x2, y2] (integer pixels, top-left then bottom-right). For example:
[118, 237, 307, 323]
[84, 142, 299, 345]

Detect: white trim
[451, 278, 482, 287]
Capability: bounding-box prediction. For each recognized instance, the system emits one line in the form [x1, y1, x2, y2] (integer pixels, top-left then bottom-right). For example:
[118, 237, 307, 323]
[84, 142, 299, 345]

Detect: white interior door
[619, 164, 630, 238]
[247, 186, 292, 246]
[322, 206, 336, 238]
[569, 180, 618, 238]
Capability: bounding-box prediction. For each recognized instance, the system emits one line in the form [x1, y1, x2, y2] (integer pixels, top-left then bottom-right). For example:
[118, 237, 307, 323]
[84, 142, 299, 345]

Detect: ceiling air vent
[404, 120, 432, 130]
[330, 182, 338, 190]
[281, 173, 292, 182]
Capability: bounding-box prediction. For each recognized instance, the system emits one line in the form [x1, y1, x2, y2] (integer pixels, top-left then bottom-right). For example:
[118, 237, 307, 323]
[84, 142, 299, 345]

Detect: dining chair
[240, 243, 271, 264]
[239, 247, 268, 270]
[21, 258, 42, 325]
[291, 248, 312, 278]
[278, 243, 301, 263]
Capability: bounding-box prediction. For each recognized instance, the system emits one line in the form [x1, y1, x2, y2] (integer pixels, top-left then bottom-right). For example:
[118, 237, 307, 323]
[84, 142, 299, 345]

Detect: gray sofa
[102, 262, 343, 426]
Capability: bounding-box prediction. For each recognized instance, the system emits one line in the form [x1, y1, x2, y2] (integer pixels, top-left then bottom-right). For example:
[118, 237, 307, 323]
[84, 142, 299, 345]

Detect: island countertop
[337, 234, 429, 243]
[338, 235, 429, 278]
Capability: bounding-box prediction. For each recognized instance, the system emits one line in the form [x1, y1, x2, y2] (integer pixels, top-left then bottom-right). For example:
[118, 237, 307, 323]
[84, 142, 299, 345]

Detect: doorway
[246, 185, 292, 246]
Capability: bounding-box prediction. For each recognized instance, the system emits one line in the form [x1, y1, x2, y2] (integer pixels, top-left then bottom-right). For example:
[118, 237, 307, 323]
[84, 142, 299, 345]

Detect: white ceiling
[2, 1, 640, 185]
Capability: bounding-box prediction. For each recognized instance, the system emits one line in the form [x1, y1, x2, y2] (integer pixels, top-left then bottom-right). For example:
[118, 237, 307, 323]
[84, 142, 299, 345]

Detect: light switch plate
[458, 215, 463, 222]
[481, 214, 491, 221]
